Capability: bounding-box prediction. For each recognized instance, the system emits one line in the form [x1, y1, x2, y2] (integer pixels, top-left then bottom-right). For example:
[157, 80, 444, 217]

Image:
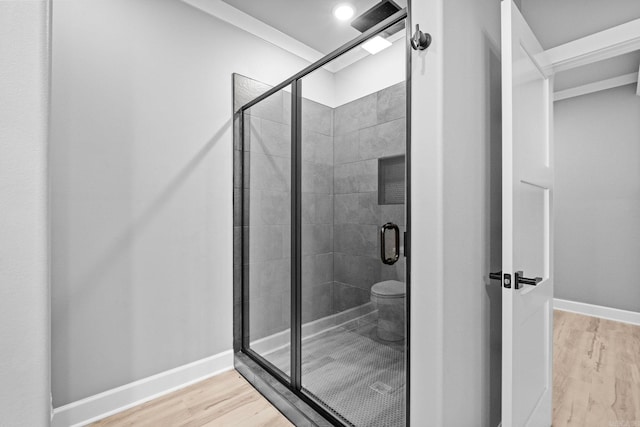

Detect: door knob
[514, 271, 543, 289]
[410, 24, 432, 51]
[490, 271, 541, 289]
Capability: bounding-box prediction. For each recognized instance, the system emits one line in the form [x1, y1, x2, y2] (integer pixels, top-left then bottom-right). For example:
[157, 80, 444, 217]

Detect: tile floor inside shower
[259, 313, 406, 427]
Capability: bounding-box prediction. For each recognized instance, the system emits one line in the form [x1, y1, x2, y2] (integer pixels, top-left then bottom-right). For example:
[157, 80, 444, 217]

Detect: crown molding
[546, 18, 640, 73]
[181, 0, 344, 72]
[181, 0, 404, 74]
[554, 71, 638, 101]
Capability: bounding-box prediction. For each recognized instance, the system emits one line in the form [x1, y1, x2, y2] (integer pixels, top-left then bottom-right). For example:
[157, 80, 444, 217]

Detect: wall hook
[411, 24, 432, 51]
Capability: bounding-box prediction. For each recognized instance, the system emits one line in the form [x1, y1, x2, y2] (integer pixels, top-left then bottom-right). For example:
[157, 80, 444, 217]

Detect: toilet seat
[371, 280, 405, 299]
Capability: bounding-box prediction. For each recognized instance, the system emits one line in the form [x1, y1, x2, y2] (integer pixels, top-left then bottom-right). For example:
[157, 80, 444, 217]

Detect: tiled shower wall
[301, 101, 335, 324]
[233, 74, 292, 346]
[332, 82, 406, 313]
[237, 75, 335, 341]
[245, 90, 293, 342]
[234, 75, 406, 342]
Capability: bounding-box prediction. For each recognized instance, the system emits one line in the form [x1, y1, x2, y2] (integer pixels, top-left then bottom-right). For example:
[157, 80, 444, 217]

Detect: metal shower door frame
[236, 8, 412, 427]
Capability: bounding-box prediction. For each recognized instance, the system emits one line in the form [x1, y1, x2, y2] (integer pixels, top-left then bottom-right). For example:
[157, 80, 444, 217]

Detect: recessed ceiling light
[333, 4, 355, 21]
[361, 35, 392, 55]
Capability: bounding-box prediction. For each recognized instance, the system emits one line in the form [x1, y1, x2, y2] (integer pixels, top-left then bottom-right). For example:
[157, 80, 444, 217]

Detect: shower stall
[233, 8, 410, 426]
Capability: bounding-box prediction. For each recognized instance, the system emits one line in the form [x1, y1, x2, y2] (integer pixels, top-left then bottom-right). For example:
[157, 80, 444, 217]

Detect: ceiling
[219, 0, 639, 93]
[520, 0, 640, 92]
[220, 0, 407, 54]
[520, 0, 640, 50]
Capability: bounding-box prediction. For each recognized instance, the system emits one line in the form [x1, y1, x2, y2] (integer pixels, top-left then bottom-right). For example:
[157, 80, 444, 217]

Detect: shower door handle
[380, 222, 400, 265]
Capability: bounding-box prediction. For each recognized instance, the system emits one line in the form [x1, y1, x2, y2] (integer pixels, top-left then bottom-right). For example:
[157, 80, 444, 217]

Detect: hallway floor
[93, 310, 640, 426]
[91, 370, 291, 426]
[553, 310, 640, 427]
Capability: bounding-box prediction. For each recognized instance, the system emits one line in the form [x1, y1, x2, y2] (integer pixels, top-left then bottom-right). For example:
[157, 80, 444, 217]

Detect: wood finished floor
[553, 310, 640, 427]
[91, 370, 292, 427]
[93, 311, 640, 427]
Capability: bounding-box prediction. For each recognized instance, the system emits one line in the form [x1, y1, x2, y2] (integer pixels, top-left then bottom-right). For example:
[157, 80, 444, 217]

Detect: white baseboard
[554, 298, 640, 326]
[51, 350, 234, 427]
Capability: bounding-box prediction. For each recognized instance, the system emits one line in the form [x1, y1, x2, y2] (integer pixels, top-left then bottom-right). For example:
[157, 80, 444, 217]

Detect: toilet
[370, 280, 406, 342]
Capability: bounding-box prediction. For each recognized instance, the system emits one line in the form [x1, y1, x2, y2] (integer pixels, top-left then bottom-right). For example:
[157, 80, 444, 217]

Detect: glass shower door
[236, 8, 410, 427]
[298, 55, 408, 426]
[243, 86, 292, 377]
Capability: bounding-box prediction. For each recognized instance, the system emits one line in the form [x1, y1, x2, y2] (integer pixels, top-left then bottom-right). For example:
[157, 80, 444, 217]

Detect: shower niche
[378, 155, 406, 205]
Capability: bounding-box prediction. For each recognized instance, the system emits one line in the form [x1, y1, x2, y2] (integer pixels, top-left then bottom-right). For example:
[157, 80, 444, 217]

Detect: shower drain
[369, 381, 394, 395]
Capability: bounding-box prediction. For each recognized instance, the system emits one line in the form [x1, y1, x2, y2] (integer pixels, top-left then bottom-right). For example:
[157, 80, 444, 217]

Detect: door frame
[501, 2, 555, 425]
[233, 8, 412, 427]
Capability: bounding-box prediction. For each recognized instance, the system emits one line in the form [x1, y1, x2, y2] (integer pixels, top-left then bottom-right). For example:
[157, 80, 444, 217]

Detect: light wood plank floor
[91, 370, 292, 427]
[93, 311, 640, 427]
[553, 310, 640, 427]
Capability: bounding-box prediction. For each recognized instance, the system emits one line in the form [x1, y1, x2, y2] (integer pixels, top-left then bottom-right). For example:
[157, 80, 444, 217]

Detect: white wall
[50, 0, 332, 407]
[333, 38, 406, 107]
[409, 0, 502, 425]
[0, 1, 51, 425]
[408, 0, 445, 422]
[441, 0, 502, 425]
[555, 84, 640, 313]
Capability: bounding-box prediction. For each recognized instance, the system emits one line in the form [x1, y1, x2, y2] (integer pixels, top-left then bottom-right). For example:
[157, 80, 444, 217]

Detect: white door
[501, 1, 554, 426]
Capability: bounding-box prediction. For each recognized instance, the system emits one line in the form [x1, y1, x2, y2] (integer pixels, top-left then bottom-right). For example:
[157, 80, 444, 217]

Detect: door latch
[489, 271, 511, 288]
[491, 271, 542, 289]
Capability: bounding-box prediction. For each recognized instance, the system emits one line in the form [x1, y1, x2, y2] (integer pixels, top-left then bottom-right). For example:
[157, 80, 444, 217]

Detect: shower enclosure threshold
[235, 352, 334, 427]
[250, 303, 377, 357]
[239, 302, 406, 427]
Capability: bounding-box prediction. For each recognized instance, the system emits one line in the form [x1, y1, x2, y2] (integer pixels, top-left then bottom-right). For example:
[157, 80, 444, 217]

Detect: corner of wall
[0, 0, 52, 425]
[408, 0, 446, 424]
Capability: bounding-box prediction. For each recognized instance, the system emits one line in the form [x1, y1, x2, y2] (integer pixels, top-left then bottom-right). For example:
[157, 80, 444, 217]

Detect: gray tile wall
[234, 75, 407, 343]
[245, 87, 292, 342]
[242, 79, 336, 339]
[332, 82, 407, 313]
[301, 99, 334, 324]
[233, 74, 274, 351]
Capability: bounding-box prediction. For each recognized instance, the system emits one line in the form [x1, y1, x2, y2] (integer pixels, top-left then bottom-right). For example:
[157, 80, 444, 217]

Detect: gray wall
[0, 1, 51, 424]
[332, 82, 406, 313]
[555, 84, 640, 312]
[51, 0, 333, 407]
